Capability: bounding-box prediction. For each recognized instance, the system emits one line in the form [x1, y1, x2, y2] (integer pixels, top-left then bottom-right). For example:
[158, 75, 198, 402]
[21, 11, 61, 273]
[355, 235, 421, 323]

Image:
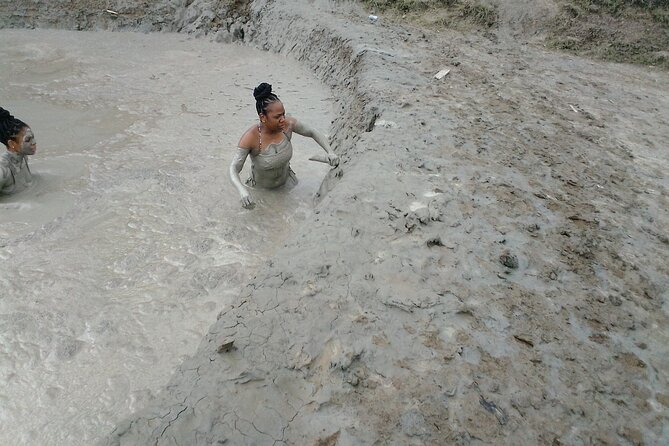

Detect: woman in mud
[0, 107, 36, 195]
[229, 82, 339, 208]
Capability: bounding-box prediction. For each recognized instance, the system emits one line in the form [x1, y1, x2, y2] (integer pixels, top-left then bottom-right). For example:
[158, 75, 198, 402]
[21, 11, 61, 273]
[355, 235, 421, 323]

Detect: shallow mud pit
[0, 29, 333, 445]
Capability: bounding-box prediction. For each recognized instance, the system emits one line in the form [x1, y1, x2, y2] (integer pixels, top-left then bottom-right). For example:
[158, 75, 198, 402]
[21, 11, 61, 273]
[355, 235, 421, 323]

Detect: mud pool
[0, 29, 332, 445]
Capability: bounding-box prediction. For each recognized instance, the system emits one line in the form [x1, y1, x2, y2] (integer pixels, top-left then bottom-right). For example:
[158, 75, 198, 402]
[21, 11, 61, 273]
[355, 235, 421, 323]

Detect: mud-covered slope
[2, 0, 668, 445]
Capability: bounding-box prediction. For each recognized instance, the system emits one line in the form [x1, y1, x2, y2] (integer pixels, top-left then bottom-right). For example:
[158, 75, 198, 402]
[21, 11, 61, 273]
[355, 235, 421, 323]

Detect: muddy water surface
[0, 29, 332, 445]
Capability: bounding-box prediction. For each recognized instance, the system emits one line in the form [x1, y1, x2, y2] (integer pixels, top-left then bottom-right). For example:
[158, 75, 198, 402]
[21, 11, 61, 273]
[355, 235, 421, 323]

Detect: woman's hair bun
[0, 107, 27, 147]
[253, 83, 273, 101]
[0, 107, 12, 121]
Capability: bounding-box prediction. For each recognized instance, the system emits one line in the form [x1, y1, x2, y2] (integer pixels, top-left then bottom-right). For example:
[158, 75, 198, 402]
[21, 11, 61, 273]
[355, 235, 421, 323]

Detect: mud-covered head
[254, 83, 286, 132]
[253, 82, 280, 116]
[0, 107, 36, 155]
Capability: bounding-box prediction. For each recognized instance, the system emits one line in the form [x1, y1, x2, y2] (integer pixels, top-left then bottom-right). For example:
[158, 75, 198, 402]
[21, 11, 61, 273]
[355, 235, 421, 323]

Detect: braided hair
[0, 107, 28, 147]
[253, 83, 280, 116]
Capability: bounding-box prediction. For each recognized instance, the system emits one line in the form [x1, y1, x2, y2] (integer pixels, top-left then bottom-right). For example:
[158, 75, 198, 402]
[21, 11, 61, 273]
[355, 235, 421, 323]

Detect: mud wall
[0, 0, 174, 31]
[0, 0, 253, 38]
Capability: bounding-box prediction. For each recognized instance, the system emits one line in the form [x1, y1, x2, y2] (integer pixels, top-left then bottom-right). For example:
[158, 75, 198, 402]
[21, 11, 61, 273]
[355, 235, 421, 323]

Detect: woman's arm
[0, 163, 11, 191]
[292, 119, 339, 167]
[229, 147, 254, 208]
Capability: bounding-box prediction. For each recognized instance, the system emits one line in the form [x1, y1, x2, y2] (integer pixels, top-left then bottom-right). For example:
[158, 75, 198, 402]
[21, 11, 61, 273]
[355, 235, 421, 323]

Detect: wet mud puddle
[0, 29, 332, 445]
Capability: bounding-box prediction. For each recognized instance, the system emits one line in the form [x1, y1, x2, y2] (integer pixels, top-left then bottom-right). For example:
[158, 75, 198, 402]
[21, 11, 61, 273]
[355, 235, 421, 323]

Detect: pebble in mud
[609, 294, 623, 306]
[499, 251, 519, 269]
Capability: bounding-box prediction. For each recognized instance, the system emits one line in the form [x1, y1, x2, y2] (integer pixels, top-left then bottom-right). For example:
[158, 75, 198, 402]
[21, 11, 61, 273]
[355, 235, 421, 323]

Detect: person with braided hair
[0, 107, 36, 195]
[229, 82, 339, 208]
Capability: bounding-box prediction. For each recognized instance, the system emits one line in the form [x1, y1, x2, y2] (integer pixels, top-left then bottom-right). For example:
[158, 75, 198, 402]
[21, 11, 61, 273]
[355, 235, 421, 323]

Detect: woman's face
[260, 101, 286, 132]
[9, 126, 37, 155]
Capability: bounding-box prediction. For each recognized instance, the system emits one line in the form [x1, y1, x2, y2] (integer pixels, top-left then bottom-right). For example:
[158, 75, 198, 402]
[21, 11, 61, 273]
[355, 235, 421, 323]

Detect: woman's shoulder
[285, 116, 298, 129]
[283, 116, 298, 138]
[237, 124, 259, 150]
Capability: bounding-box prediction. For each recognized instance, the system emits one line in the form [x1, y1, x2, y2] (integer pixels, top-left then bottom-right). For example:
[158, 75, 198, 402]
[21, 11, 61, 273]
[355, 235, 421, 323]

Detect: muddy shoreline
[2, 0, 668, 445]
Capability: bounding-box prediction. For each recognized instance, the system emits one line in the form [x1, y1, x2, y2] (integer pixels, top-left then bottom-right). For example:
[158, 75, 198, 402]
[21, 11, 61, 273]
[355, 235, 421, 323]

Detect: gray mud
[1, 1, 668, 445]
[0, 28, 331, 446]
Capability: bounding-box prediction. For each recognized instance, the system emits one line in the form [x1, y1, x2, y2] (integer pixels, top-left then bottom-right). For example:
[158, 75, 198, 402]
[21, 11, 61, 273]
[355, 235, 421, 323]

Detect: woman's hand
[240, 189, 255, 209]
[327, 152, 340, 167]
[292, 120, 339, 167]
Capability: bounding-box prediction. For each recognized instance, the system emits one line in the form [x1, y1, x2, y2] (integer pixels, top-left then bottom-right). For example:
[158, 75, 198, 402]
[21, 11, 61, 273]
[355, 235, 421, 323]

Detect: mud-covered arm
[0, 164, 11, 190]
[228, 147, 254, 208]
[293, 120, 339, 167]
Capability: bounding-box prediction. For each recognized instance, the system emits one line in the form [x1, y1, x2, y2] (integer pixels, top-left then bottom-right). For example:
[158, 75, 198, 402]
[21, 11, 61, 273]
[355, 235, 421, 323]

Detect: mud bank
[2, 0, 669, 445]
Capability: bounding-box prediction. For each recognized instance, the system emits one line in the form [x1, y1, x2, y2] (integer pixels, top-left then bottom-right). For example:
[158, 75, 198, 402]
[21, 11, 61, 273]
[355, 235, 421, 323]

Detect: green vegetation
[360, 0, 668, 68]
[361, 0, 499, 28]
[549, 0, 669, 68]
[577, 0, 668, 14]
[459, 2, 498, 27]
[573, 0, 669, 22]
